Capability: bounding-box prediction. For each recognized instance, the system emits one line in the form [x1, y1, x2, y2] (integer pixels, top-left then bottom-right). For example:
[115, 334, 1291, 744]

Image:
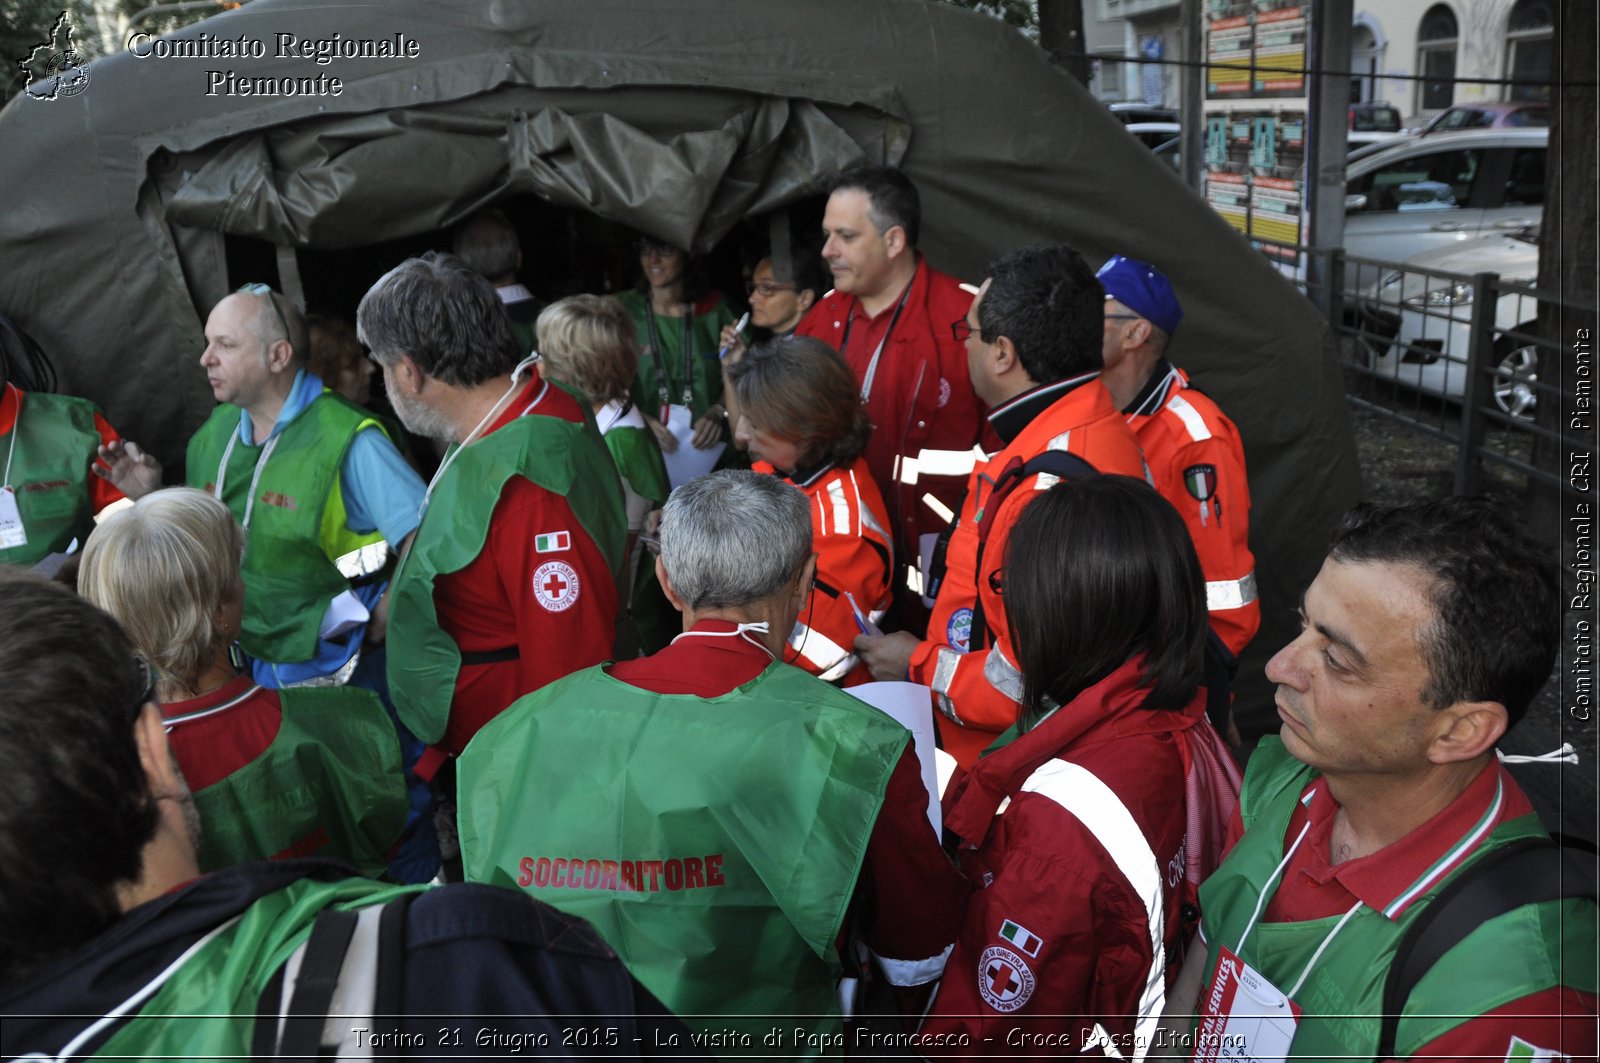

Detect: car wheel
[1491, 327, 1539, 422]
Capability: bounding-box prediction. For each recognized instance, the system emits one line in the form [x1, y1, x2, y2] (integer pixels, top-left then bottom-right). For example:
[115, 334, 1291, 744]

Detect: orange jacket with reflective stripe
[1124, 365, 1258, 656]
[908, 378, 1146, 769]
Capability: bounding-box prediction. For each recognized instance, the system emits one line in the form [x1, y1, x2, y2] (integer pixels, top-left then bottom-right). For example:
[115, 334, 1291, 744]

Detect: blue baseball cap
[1096, 256, 1183, 335]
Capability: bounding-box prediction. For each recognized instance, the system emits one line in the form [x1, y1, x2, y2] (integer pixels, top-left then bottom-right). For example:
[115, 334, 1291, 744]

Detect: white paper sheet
[660, 404, 726, 489]
[847, 681, 943, 837]
[317, 588, 371, 640]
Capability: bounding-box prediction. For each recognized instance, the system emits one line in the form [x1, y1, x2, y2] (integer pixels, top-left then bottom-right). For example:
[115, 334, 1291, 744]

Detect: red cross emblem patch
[532, 560, 581, 613]
[977, 945, 1035, 1012]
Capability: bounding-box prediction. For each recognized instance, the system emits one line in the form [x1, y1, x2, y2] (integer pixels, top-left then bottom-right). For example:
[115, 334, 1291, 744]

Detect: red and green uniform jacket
[909, 375, 1147, 769]
[1195, 738, 1598, 1060]
[163, 675, 409, 878]
[0, 384, 123, 567]
[386, 374, 625, 756]
[186, 390, 388, 666]
[456, 644, 918, 1052]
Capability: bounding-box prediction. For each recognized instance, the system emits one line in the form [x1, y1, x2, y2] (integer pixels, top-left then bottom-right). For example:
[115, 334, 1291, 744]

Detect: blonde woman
[78, 487, 411, 877]
[538, 295, 676, 654]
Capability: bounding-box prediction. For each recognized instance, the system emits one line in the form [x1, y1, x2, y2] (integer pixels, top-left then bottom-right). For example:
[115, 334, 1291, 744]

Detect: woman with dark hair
[615, 234, 738, 464]
[725, 335, 891, 684]
[920, 475, 1240, 1053]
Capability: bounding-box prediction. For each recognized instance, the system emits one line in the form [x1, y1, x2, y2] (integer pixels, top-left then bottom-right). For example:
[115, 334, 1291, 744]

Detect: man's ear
[266, 338, 296, 375]
[1428, 699, 1508, 765]
[882, 224, 909, 260]
[394, 353, 427, 397]
[992, 335, 1022, 378]
[132, 703, 184, 798]
[655, 557, 687, 614]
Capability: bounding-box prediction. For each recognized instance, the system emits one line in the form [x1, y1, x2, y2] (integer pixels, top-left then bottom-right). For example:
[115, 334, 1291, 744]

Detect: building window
[1505, 0, 1554, 102]
[1416, 5, 1458, 112]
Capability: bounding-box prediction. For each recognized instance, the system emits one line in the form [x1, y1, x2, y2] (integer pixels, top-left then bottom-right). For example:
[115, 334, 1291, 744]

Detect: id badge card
[0, 486, 27, 549]
[1191, 944, 1301, 1062]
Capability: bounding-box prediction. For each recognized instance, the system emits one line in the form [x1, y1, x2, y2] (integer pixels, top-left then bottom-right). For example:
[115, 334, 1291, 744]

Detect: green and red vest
[385, 410, 625, 746]
[84, 875, 418, 1059]
[1196, 739, 1597, 1059]
[603, 421, 677, 653]
[457, 661, 909, 1051]
[186, 393, 387, 665]
[174, 685, 410, 879]
[0, 391, 102, 567]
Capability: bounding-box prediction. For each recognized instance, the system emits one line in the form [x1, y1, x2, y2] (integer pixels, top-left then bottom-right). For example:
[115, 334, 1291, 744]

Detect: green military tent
[0, 0, 1360, 734]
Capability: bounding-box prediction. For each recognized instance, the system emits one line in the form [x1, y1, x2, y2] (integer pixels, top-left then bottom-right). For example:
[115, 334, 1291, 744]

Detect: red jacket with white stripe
[755, 456, 893, 685]
[920, 659, 1207, 1056]
[1123, 362, 1258, 656]
[907, 376, 1147, 768]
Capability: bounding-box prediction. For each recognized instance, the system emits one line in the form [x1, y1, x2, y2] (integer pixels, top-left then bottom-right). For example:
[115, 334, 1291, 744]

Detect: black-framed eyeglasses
[126, 655, 158, 723]
[237, 282, 292, 345]
[987, 567, 1006, 597]
[746, 281, 798, 297]
[951, 317, 982, 343]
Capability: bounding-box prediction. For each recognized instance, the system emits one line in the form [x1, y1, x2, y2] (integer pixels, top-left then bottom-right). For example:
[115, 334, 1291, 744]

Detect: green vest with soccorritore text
[457, 660, 909, 1053]
[0, 391, 102, 567]
[186, 392, 388, 665]
[1196, 738, 1597, 1059]
[384, 406, 626, 746]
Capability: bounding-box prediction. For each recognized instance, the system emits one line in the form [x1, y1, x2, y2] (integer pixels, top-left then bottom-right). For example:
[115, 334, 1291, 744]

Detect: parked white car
[1341, 128, 1546, 289]
[1354, 226, 1541, 420]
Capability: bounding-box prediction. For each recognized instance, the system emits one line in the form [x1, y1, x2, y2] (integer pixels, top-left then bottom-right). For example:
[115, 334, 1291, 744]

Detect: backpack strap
[968, 450, 1098, 649]
[255, 893, 417, 1059]
[1376, 838, 1597, 1060]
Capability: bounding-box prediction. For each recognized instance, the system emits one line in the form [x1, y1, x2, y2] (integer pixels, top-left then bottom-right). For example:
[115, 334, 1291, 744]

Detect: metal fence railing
[1263, 242, 1595, 501]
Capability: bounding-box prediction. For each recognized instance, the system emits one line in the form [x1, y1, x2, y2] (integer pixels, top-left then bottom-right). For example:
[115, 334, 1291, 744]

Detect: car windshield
[1352, 106, 1401, 132]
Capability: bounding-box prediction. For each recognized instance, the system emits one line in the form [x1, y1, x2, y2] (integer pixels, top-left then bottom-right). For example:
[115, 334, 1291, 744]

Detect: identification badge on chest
[0, 486, 26, 549]
[1192, 944, 1301, 1062]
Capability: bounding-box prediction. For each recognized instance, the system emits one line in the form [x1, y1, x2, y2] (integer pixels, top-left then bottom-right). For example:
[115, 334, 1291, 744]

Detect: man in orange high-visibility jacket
[854, 245, 1147, 768]
[1096, 256, 1259, 657]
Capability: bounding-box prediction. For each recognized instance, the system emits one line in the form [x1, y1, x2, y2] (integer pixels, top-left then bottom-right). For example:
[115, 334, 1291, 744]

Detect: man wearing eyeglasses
[97, 284, 425, 689]
[1097, 256, 1259, 666]
[854, 245, 1147, 768]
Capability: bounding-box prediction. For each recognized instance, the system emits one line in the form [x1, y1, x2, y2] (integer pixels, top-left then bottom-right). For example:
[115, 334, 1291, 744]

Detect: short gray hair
[356, 251, 519, 387]
[659, 471, 811, 610]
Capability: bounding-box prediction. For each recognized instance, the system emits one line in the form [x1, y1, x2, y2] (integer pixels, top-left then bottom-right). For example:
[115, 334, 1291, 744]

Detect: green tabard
[185, 392, 387, 665]
[385, 408, 625, 746]
[0, 391, 102, 567]
[457, 660, 910, 1053]
[1196, 738, 1596, 1058]
[87, 875, 419, 1060]
[617, 289, 735, 422]
[181, 684, 410, 878]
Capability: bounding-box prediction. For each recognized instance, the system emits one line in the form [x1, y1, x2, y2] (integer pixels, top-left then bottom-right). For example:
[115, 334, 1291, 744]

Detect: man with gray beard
[356, 252, 625, 768]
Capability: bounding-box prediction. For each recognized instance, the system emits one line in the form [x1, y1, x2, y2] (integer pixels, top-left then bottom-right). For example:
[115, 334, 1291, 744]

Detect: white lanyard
[1236, 800, 1365, 998]
[2, 401, 18, 489]
[214, 430, 282, 530]
[670, 621, 775, 659]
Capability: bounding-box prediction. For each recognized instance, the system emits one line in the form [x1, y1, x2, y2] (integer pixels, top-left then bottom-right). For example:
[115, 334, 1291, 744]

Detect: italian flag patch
[534, 530, 571, 553]
[999, 919, 1043, 957]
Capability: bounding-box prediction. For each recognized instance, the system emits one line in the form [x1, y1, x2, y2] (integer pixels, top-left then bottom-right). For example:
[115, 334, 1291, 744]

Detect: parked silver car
[1341, 129, 1546, 288]
[1354, 226, 1541, 420]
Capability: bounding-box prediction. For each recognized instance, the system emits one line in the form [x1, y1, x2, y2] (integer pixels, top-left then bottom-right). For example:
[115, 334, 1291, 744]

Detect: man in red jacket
[855, 245, 1148, 767]
[796, 166, 990, 622]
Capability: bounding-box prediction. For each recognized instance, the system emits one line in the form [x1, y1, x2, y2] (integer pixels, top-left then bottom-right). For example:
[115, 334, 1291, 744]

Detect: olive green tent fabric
[0, 0, 1359, 734]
